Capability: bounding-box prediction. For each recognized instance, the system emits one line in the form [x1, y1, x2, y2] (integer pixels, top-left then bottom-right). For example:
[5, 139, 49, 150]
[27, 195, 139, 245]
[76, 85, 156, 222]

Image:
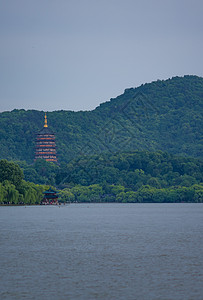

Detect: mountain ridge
[0, 75, 202, 163]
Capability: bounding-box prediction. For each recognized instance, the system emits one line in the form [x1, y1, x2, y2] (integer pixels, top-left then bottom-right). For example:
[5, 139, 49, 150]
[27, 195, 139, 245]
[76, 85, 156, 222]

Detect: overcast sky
[0, 0, 203, 112]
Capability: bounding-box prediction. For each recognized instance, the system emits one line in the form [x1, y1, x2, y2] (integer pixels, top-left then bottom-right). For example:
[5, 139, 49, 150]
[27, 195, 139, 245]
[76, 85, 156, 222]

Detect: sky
[0, 0, 203, 112]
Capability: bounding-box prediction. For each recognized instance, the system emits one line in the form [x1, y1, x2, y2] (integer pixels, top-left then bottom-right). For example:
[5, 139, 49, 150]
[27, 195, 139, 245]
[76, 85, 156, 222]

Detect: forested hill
[0, 75, 202, 163]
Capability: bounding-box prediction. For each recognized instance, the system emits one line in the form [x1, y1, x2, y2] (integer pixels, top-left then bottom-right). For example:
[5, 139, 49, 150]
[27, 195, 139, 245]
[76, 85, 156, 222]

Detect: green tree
[125, 191, 139, 203]
[3, 181, 19, 204]
[0, 183, 5, 204]
[0, 159, 23, 188]
[59, 188, 75, 202]
[116, 191, 126, 202]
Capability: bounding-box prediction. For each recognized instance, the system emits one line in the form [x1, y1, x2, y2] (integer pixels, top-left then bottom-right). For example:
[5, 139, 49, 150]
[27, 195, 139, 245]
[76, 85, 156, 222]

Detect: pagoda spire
[44, 113, 48, 128]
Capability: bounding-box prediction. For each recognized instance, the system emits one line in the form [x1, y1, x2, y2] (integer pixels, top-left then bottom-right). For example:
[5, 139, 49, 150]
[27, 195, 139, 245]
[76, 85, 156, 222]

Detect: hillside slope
[0, 75, 202, 163]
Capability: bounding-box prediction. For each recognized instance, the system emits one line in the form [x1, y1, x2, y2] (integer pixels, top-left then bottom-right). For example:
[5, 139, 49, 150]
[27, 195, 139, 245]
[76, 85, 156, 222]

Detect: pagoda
[41, 188, 59, 205]
[35, 113, 57, 162]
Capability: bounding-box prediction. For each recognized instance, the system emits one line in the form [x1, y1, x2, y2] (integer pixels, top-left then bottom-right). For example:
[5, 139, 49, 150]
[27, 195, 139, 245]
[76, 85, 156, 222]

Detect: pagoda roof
[37, 126, 54, 135]
[43, 188, 58, 194]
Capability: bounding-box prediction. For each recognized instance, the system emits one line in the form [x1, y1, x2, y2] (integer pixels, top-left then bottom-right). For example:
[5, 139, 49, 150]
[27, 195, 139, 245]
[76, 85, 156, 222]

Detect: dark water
[0, 203, 203, 300]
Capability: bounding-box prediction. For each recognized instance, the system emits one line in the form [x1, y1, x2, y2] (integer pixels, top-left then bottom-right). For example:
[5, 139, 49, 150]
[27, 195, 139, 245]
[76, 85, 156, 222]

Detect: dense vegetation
[0, 75, 202, 204]
[0, 160, 47, 205]
[16, 150, 203, 203]
[1, 148, 202, 204]
[0, 75, 202, 163]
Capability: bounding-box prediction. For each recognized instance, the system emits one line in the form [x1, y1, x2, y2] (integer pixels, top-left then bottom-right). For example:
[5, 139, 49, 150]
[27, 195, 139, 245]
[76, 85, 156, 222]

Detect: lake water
[0, 203, 203, 300]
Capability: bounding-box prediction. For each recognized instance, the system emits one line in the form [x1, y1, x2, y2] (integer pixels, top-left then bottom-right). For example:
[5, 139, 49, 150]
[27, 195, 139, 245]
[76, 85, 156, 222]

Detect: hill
[0, 75, 202, 163]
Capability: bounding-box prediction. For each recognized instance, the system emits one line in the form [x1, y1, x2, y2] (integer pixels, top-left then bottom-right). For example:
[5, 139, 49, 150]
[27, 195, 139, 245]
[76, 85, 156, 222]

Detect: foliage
[0, 159, 23, 188]
[0, 76, 202, 164]
[58, 183, 203, 203]
[18, 150, 201, 203]
[0, 160, 47, 205]
[1, 147, 203, 204]
[55, 150, 203, 189]
[17, 159, 60, 185]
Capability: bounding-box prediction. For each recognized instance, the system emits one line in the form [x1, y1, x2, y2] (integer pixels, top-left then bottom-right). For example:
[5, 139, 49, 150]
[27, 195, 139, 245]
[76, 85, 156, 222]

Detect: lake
[0, 203, 203, 300]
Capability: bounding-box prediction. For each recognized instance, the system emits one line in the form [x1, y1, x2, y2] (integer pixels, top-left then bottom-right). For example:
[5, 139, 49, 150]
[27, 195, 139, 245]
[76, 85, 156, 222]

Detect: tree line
[12, 150, 203, 203]
[56, 150, 203, 203]
[0, 160, 48, 205]
[58, 184, 203, 203]
[1, 149, 202, 204]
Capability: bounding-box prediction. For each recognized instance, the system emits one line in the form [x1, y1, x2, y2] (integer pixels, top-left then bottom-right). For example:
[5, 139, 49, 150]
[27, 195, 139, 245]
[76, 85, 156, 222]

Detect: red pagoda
[35, 113, 57, 162]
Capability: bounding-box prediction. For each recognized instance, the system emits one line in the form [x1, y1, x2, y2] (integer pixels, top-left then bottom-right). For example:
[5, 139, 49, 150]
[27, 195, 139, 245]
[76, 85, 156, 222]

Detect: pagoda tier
[34, 113, 57, 162]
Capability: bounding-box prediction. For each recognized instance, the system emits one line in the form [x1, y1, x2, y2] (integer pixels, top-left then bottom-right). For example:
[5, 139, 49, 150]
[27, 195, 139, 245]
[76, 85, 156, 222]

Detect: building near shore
[41, 188, 59, 205]
[35, 113, 57, 162]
